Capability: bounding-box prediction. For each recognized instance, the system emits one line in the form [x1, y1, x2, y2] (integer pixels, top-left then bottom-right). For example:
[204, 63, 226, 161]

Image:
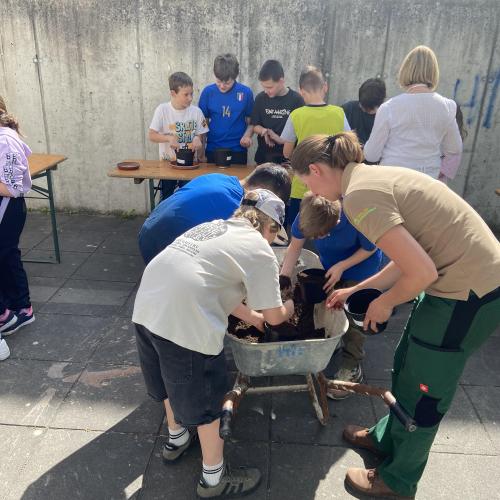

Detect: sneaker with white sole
[327, 364, 364, 400]
[197, 462, 261, 498]
[0, 338, 10, 361]
[2, 309, 35, 336]
[0, 310, 18, 333]
[162, 430, 198, 463]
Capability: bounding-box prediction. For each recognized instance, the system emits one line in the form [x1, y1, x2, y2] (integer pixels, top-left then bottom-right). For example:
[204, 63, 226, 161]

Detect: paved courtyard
[1, 212, 499, 500]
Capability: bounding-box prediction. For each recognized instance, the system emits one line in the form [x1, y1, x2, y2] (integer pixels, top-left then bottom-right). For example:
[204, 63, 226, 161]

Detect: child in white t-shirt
[149, 71, 209, 199]
[133, 189, 293, 498]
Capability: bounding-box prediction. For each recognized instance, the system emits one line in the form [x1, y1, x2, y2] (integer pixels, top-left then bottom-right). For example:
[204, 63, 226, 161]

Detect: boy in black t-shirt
[250, 60, 304, 164]
[342, 78, 386, 146]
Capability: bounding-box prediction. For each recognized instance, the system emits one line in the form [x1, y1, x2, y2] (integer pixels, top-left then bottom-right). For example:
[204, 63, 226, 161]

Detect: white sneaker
[0, 338, 10, 361]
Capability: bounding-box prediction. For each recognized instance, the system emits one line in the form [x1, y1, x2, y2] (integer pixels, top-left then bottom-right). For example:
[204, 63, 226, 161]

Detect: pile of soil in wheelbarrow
[227, 277, 325, 343]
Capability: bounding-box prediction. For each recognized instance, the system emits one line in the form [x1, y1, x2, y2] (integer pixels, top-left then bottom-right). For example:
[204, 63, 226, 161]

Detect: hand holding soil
[228, 281, 325, 343]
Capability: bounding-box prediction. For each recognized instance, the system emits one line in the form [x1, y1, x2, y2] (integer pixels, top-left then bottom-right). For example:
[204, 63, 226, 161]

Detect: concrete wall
[1, 0, 499, 228]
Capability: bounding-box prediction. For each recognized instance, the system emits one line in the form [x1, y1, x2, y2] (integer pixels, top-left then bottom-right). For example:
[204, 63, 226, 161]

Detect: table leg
[148, 179, 156, 211]
[46, 169, 61, 263]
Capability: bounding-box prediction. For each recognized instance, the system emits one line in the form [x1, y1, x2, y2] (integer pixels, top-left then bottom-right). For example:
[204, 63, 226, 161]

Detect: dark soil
[227, 280, 325, 344]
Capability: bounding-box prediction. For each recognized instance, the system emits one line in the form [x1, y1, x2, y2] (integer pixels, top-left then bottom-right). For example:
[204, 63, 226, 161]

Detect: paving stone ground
[1, 212, 499, 499]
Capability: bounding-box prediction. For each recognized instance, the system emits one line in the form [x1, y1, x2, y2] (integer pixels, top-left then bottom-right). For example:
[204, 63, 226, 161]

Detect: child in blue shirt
[199, 54, 254, 165]
[280, 192, 381, 399]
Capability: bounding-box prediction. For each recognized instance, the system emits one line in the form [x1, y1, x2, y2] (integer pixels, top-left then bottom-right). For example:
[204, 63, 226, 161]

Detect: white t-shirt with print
[149, 102, 209, 160]
[132, 218, 283, 355]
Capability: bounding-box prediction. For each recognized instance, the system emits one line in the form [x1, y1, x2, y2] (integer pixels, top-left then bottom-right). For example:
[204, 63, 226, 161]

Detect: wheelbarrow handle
[388, 401, 417, 432]
[219, 409, 233, 440]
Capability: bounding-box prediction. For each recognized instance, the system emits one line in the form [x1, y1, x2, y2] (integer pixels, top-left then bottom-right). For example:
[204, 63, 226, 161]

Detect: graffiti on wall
[453, 69, 499, 129]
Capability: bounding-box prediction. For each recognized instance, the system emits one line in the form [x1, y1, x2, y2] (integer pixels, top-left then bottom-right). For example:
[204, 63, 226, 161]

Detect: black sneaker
[1, 309, 35, 336]
[162, 430, 198, 463]
[0, 310, 17, 334]
[197, 462, 261, 498]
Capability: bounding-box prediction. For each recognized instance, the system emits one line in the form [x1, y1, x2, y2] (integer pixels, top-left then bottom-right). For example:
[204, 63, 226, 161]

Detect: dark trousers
[206, 150, 248, 165]
[0, 197, 31, 313]
[160, 180, 188, 201]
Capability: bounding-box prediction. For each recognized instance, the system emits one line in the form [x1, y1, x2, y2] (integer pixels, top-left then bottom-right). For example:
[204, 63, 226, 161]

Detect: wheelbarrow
[220, 249, 417, 439]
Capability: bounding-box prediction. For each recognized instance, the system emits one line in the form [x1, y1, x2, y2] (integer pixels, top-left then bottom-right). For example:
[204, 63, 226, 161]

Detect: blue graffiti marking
[277, 345, 306, 358]
[482, 69, 499, 129]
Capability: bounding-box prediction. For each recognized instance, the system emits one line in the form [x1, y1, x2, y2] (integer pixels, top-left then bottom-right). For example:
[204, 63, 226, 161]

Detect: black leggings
[0, 197, 31, 313]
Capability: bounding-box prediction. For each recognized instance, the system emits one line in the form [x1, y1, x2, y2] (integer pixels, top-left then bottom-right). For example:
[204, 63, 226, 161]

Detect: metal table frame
[25, 154, 67, 264]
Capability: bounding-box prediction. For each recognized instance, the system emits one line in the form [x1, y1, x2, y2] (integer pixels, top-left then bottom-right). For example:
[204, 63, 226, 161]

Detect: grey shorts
[134, 323, 229, 426]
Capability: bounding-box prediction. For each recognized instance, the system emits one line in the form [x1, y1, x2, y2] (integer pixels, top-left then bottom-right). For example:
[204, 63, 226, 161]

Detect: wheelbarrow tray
[225, 332, 343, 377]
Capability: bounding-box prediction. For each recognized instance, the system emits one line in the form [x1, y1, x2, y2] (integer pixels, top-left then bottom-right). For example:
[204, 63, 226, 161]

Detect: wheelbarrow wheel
[306, 373, 329, 425]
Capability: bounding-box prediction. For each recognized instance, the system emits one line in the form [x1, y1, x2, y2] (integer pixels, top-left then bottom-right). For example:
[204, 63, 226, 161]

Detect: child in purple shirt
[0, 96, 35, 360]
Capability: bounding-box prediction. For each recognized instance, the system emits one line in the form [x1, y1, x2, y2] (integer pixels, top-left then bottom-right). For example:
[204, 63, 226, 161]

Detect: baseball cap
[241, 188, 288, 244]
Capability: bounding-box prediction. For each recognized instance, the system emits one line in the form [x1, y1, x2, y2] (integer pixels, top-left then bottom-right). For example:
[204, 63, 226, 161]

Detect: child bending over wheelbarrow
[132, 188, 293, 499]
[280, 191, 381, 398]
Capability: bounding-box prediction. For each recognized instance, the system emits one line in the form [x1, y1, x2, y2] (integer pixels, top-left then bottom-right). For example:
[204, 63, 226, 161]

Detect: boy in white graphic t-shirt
[149, 71, 209, 199]
[133, 189, 293, 498]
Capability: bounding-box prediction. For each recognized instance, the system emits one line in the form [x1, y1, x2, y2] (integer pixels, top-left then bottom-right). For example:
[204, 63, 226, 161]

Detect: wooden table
[108, 159, 255, 210]
[27, 154, 67, 263]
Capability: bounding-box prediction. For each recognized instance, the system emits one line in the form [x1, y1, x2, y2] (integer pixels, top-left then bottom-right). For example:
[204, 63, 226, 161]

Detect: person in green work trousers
[290, 131, 500, 499]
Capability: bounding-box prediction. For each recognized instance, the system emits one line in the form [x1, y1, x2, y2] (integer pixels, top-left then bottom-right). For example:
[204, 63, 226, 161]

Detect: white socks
[168, 426, 189, 447]
[202, 460, 224, 486]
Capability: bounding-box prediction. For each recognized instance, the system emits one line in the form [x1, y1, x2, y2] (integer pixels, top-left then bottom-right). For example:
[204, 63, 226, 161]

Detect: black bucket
[297, 268, 327, 304]
[344, 288, 387, 335]
[265, 151, 287, 165]
[176, 148, 194, 167]
[215, 148, 232, 167]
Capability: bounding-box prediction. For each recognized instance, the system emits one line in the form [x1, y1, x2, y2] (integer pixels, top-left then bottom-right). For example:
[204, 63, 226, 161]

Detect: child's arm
[0, 182, 13, 197]
[267, 129, 286, 145]
[0, 152, 30, 198]
[324, 248, 377, 293]
[262, 300, 294, 326]
[240, 118, 254, 148]
[193, 109, 209, 160]
[280, 236, 305, 277]
[148, 129, 179, 149]
[240, 91, 255, 148]
[280, 116, 297, 158]
[231, 303, 265, 332]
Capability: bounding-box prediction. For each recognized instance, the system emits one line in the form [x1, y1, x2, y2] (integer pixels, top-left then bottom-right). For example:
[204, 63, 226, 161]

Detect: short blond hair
[299, 192, 340, 239]
[398, 45, 439, 91]
[233, 190, 280, 236]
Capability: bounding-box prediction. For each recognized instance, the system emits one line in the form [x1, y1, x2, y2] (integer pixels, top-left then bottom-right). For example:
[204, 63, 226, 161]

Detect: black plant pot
[297, 268, 327, 304]
[265, 151, 287, 165]
[215, 148, 232, 167]
[344, 288, 387, 335]
[176, 148, 194, 166]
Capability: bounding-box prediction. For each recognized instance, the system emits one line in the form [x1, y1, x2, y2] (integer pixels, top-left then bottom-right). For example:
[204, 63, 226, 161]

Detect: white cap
[241, 188, 288, 244]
